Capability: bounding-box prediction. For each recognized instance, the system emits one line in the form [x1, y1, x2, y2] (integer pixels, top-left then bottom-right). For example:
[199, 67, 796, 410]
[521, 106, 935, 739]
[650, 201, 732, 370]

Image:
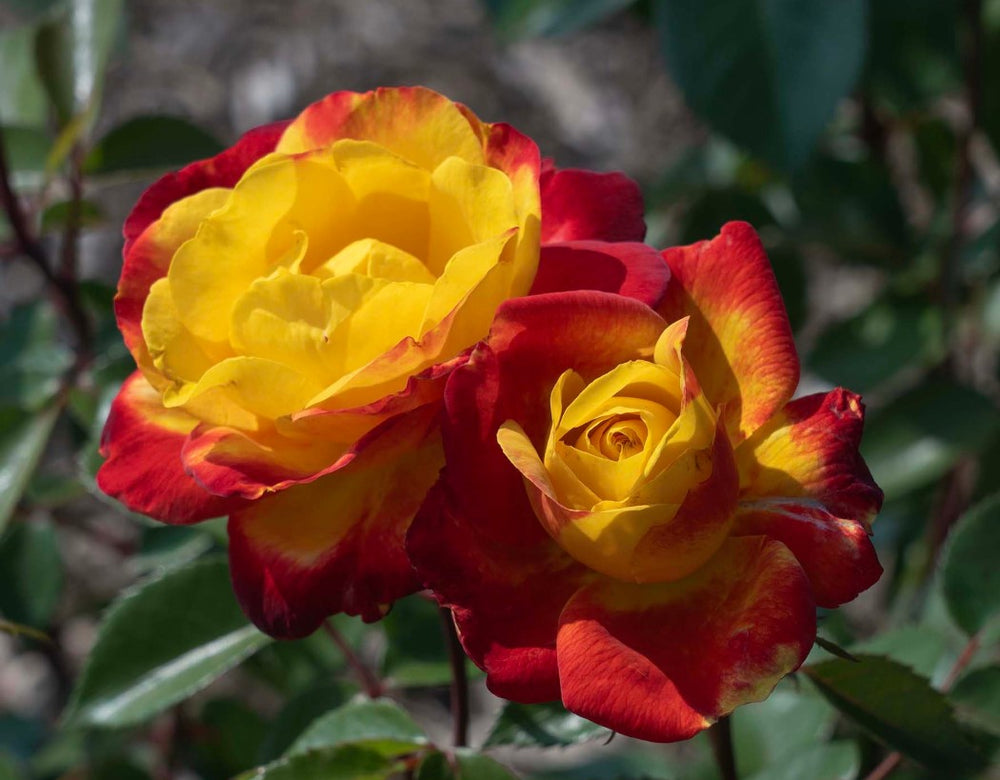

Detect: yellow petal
[164, 356, 324, 429]
[426, 156, 519, 275]
[142, 278, 228, 385]
[319, 237, 435, 284]
[557, 361, 680, 434]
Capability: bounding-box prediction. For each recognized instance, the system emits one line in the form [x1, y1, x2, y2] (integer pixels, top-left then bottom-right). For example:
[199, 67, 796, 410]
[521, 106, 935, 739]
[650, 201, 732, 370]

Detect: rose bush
[97, 86, 668, 638]
[408, 222, 883, 741]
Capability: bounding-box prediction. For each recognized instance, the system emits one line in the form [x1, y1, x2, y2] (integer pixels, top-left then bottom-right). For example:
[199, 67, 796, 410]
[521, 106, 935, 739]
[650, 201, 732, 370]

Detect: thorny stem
[322, 621, 383, 698]
[859, 631, 982, 780]
[0, 133, 92, 368]
[708, 715, 738, 780]
[439, 606, 470, 748]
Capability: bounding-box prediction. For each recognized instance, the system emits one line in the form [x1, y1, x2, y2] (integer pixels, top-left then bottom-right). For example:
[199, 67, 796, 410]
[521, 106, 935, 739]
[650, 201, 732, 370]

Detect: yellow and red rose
[98, 87, 667, 637]
[408, 222, 883, 741]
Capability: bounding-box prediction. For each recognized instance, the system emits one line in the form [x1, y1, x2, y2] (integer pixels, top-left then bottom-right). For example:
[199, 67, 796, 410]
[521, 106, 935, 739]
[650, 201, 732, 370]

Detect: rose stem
[322, 620, 383, 698]
[708, 715, 738, 780]
[439, 606, 470, 747]
[860, 631, 982, 780]
[0, 134, 92, 367]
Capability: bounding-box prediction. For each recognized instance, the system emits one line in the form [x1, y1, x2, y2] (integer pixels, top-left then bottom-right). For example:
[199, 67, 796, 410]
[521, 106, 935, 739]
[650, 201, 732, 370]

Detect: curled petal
[227, 405, 443, 638]
[659, 222, 799, 443]
[97, 372, 247, 523]
[540, 168, 646, 243]
[557, 537, 815, 742]
[183, 363, 455, 500]
[531, 241, 670, 308]
[733, 389, 884, 606]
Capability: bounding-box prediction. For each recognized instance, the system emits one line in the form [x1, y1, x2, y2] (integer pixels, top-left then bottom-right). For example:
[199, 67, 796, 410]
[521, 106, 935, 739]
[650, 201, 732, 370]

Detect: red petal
[659, 222, 799, 444]
[408, 483, 584, 702]
[530, 241, 670, 308]
[733, 389, 883, 607]
[557, 537, 815, 742]
[227, 405, 443, 638]
[540, 168, 646, 243]
[97, 372, 246, 523]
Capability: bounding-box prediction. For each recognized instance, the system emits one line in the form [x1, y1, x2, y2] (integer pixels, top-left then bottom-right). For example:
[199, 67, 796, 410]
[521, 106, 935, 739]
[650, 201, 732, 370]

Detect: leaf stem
[322, 620, 383, 698]
[708, 715, 738, 780]
[439, 606, 470, 748]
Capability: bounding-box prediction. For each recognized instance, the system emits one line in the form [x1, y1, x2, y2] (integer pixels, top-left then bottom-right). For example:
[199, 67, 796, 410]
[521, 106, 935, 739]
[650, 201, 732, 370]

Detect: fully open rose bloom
[98, 86, 668, 637]
[409, 222, 883, 741]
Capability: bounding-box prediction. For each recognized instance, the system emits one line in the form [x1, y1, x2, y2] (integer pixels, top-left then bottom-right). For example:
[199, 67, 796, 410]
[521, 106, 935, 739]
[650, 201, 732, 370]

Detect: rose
[98, 86, 666, 638]
[408, 222, 883, 741]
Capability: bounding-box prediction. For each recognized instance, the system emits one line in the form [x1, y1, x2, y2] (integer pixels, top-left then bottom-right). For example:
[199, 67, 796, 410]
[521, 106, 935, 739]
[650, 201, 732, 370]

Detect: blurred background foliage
[0, 0, 998, 778]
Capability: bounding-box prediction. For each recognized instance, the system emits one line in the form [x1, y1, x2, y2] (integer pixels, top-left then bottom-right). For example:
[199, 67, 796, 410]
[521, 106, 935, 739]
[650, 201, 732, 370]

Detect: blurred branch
[920, 457, 977, 585]
[0, 137, 92, 369]
[942, 0, 984, 315]
[322, 621, 383, 698]
[860, 631, 982, 780]
[708, 716, 738, 780]
[439, 606, 469, 748]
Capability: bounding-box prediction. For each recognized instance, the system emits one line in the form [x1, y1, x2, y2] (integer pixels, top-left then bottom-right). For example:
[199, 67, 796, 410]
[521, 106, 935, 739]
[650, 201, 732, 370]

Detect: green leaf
[942, 494, 1000, 636]
[951, 666, 1000, 736]
[132, 525, 216, 574]
[258, 682, 352, 763]
[39, 199, 104, 232]
[192, 698, 269, 778]
[0, 303, 74, 411]
[0, 753, 22, 780]
[84, 115, 224, 175]
[34, 0, 124, 126]
[286, 699, 426, 758]
[866, 0, 960, 112]
[803, 654, 988, 771]
[731, 683, 836, 776]
[744, 742, 858, 780]
[862, 380, 1000, 500]
[0, 25, 47, 126]
[484, 700, 610, 748]
[791, 154, 910, 267]
[808, 297, 942, 393]
[65, 556, 272, 728]
[852, 626, 950, 680]
[417, 750, 520, 780]
[381, 593, 481, 687]
[1, 127, 49, 176]
[243, 744, 403, 780]
[0, 404, 60, 537]
[0, 519, 62, 627]
[654, 0, 866, 169]
[483, 0, 637, 38]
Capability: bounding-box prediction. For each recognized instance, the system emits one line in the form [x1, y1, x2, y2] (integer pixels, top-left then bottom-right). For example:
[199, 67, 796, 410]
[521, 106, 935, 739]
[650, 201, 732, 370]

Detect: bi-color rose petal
[557, 536, 815, 742]
[228, 405, 444, 638]
[733, 388, 883, 607]
[658, 222, 799, 444]
[97, 372, 247, 523]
